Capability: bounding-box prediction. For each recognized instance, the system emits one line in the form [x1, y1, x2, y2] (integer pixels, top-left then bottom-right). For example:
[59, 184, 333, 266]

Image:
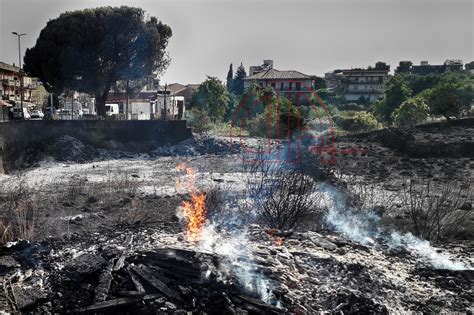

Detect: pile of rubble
[150, 135, 244, 157]
[0, 224, 471, 313]
[28, 134, 248, 165]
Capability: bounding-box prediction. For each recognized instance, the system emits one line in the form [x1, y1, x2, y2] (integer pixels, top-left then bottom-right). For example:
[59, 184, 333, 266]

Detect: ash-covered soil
[0, 119, 473, 313]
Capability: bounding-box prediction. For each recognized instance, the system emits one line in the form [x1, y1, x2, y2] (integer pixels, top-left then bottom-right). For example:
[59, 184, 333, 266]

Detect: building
[0, 61, 42, 104]
[107, 79, 194, 120]
[324, 70, 344, 90]
[326, 62, 390, 103]
[398, 60, 465, 75]
[244, 60, 318, 98]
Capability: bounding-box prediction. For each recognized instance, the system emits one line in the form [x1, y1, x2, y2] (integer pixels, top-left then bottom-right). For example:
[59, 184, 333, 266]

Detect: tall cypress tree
[226, 63, 234, 92]
[233, 63, 247, 95]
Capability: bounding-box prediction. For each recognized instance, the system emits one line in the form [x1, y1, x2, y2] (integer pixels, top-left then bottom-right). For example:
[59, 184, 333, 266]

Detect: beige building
[327, 62, 390, 103]
[244, 60, 316, 97]
[0, 61, 43, 104]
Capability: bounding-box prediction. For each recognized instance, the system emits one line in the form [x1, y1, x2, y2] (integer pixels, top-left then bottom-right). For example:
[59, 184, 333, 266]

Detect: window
[271, 82, 276, 89]
[289, 82, 293, 90]
[280, 82, 284, 91]
[296, 82, 301, 91]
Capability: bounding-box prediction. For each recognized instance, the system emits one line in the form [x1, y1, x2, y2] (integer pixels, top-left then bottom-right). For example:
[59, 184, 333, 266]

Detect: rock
[164, 301, 177, 311]
[86, 196, 98, 204]
[0, 255, 19, 271]
[459, 202, 472, 211]
[65, 253, 107, 277]
[11, 285, 47, 310]
[307, 234, 337, 251]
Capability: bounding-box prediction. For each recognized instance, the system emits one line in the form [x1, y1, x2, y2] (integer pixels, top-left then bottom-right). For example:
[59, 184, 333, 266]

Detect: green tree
[226, 63, 234, 92]
[466, 61, 474, 71]
[191, 76, 229, 122]
[24, 6, 172, 116]
[334, 111, 379, 132]
[374, 75, 411, 123]
[392, 97, 429, 126]
[188, 108, 212, 133]
[225, 92, 238, 121]
[233, 63, 247, 95]
[428, 84, 463, 120]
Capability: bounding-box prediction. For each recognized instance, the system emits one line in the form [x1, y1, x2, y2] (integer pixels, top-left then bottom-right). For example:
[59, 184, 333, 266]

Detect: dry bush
[400, 179, 472, 243]
[203, 183, 252, 228]
[0, 218, 13, 244]
[66, 175, 87, 201]
[346, 178, 399, 216]
[0, 179, 37, 243]
[244, 157, 323, 230]
[13, 200, 36, 241]
[118, 197, 147, 225]
[100, 165, 143, 209]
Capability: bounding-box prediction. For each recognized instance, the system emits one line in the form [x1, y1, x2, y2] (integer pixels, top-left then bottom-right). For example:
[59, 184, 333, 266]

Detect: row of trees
[373, 72, 473, 126]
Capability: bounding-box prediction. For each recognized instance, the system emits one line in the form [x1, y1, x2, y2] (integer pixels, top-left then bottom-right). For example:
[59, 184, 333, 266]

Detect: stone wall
[0, 120, 192, 173]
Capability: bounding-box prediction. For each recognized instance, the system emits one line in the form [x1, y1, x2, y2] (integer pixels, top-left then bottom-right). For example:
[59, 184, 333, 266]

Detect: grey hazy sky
[1, 0, 473, 84]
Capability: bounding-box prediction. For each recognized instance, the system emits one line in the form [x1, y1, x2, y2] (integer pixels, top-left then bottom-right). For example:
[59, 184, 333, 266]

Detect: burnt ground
[328, 119, 474, 241]
[0, 120, 473, 313]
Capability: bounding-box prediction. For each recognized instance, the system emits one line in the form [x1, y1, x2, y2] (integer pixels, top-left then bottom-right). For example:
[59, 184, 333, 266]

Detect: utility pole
[126, 78, 129, 120]
[163, 83, 167, 121]
[12, 32, 26, 119]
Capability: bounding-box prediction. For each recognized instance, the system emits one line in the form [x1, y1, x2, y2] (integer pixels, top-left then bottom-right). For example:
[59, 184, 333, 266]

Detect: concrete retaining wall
[0, 120, 192, 174]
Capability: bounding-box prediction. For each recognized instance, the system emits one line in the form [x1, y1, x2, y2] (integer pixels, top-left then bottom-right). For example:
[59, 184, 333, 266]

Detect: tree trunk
[95, 85, 111, 117]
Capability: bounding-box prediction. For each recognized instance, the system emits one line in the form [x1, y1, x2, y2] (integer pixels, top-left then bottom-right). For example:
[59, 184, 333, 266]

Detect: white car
[30, 109, 45, 119]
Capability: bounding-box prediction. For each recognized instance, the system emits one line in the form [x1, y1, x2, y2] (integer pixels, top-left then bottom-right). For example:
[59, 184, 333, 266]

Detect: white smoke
[389, 232, 471, 270]
[199, 224, 277, 305]
[322, 184, 472, 271]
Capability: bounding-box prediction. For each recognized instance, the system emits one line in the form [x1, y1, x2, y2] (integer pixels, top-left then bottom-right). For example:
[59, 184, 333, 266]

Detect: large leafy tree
[428, 84, 463, 120]
[24, 6, 172, 116]
[373, 75, 411, 123]
[190, 76, 229, 122]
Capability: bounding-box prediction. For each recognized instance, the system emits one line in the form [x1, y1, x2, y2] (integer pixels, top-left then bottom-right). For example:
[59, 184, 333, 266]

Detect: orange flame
[176, 163, 206, 242]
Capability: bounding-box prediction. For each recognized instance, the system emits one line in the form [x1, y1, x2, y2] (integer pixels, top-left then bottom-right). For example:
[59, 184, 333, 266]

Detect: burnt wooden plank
[127, 266, 145, 293]
[75, 297, 142, 313]
[94, 259, 115, 303]
[131, 265, 181, 301]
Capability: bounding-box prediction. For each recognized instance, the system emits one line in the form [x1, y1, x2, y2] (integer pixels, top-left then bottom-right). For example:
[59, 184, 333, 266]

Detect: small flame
[176, 163, 206, 242]
[274, 237, 284, 246]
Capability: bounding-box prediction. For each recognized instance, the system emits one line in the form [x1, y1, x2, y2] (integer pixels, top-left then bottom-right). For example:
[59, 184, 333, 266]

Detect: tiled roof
[0, 62, 19, 73]
[244, 68, 312, 80]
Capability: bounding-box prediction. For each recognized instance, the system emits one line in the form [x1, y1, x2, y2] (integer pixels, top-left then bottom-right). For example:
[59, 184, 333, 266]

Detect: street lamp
[12, 32, 26, 119]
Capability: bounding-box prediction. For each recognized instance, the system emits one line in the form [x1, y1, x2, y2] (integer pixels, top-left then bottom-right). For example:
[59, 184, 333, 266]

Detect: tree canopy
[373, 76, 411, 123]
[428, 84, 463, 120]
[392, 96, 429, 126]
[232, 63, 247, 95]
[24, 6, 172, 116]
[190, 76, 229, 122]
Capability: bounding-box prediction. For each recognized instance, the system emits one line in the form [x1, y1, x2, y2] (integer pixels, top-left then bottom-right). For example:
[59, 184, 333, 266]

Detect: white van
[105, 103, 119, 116]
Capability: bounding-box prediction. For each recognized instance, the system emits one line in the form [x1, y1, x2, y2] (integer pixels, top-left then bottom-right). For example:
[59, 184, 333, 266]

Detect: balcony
[2, 79, 20, 87]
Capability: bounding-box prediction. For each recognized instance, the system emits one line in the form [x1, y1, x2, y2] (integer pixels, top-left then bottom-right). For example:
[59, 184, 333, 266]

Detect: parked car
[30, 109, 44, 119]
[11, 107, 30, 120]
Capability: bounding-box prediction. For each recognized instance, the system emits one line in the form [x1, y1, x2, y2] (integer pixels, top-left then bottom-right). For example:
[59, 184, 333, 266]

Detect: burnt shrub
[244, 157, 323, 230]
[399, 179, 472, 243]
